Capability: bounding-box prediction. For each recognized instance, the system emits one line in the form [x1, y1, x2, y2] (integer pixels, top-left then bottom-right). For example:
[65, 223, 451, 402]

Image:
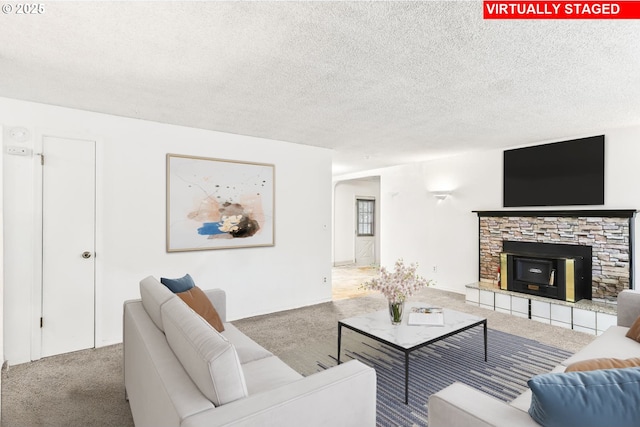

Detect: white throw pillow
[161, 297, 248, 406]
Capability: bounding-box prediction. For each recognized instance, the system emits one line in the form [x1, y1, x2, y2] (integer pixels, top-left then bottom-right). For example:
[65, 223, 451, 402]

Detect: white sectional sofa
[428, 289, 640, 427]
[123, 276, 377, 427]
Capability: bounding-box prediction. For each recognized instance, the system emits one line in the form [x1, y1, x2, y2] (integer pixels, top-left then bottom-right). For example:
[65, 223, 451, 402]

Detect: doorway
[39, 136, 96, 358]
[355, 198, 375, 266]
[333, 176, 380, 266]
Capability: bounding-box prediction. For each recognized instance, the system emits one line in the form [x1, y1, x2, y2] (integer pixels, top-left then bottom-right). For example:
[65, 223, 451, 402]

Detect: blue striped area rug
[319, 327, 572, 427]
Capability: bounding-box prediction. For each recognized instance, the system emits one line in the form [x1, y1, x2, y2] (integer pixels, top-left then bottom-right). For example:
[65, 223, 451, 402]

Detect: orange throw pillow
[626, 315, 640, 342]
[177, 286, 225, 332]
[565, 357, 640, 372]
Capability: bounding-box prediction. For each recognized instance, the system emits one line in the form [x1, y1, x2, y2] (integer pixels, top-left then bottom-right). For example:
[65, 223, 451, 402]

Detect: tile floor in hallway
[331, 264, 379, 300]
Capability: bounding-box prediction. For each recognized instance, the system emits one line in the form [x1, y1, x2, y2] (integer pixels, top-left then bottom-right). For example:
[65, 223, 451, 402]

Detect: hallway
[331, 264, 378, 300]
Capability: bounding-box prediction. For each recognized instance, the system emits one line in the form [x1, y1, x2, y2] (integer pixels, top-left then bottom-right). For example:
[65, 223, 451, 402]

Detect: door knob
[82, 251, 93, 259]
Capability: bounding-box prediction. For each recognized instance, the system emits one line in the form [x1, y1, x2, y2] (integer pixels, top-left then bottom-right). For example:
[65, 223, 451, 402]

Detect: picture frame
[166, 153, 275, 252]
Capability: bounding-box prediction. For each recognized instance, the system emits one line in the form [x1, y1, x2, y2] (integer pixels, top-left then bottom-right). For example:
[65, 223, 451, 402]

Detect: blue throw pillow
[160, 274, 195, 293]
[528, 367, 640, 427]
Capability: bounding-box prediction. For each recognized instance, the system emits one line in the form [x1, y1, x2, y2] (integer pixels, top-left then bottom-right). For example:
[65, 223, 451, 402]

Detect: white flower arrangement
[361, 259, 432, 303]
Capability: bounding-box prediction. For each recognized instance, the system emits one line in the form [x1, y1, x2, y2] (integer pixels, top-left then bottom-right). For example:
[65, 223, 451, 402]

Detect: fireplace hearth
[500, 241, 592, 302]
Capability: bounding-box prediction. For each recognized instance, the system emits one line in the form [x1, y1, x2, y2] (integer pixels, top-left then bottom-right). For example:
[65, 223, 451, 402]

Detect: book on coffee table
[408, 306, 444, 326]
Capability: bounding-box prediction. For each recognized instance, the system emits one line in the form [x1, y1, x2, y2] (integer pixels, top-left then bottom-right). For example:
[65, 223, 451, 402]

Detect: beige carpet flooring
[1, 272, 596, 426]
[1, 344, 132, 427]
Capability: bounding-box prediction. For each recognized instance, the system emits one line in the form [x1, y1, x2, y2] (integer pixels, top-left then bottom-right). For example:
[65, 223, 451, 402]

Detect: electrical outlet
[432, 266, 438, 273]
[5, 146, 31, 156]
[323, 277, 327, 283]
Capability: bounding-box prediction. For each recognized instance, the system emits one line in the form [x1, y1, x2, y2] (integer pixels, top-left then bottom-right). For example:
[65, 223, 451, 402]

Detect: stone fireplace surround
[475, 210, 636, 301]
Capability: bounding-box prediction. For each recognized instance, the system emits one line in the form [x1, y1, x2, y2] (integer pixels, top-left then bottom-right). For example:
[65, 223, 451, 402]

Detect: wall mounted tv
[503, 135, 605, 207]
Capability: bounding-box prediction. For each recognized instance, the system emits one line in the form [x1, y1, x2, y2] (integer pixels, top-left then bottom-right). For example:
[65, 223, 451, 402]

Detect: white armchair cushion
[161, 297, 248, 406]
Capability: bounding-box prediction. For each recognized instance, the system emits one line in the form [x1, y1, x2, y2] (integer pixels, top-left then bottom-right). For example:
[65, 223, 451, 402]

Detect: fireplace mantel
[474, 209, 636, 218]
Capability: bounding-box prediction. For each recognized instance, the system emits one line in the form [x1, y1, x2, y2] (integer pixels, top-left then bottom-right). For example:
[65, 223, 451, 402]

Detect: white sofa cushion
[509, 389, 531, 413]
[140, 275, 176, 331]
[161, 297, 248, 406]
[241, 356, 303, 395]
[617, 289, 640, 327]
[562, 326, 640, 366]
[221, 323, 273, 364]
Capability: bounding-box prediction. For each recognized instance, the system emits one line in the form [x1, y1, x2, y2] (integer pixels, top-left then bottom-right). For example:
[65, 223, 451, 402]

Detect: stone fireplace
[475, 210, 635, 301]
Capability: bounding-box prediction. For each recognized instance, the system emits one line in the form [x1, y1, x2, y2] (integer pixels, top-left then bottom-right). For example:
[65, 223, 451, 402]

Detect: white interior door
[355, 198, 375, 266]
[41, 136, 96, 357]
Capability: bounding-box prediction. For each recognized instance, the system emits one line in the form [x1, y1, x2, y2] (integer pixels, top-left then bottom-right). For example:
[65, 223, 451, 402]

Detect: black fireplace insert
[514, 257, 555, 285]
[501, 241, 592, 302]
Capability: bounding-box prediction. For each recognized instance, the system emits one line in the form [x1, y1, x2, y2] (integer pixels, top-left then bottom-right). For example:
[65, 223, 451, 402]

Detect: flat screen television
[503, 135, 605, 207]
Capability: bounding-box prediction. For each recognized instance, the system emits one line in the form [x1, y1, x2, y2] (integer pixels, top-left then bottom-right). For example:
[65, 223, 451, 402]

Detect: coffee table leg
[483, 320, 488, 362]
[337, 323, 342, 365]
[405, 352, 410, 404]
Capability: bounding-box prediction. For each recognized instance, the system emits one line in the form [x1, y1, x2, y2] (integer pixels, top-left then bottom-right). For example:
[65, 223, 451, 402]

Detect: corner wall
[335, 126, 640, 296]
[1, 97, 333, 365]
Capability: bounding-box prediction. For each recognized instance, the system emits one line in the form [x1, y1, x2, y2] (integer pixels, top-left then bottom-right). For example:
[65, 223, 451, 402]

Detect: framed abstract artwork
[166, 153, 275, 252]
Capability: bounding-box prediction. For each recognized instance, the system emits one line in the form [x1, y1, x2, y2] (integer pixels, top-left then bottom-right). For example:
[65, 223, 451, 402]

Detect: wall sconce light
[430, 191, 452, 201]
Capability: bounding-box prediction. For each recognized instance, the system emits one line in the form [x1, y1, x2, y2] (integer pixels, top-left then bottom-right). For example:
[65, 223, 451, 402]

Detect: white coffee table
[337, 303, 487, 404]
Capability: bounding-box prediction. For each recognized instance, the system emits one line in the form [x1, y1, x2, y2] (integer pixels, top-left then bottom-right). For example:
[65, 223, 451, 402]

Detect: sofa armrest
[180, 360, 376, 427]
[203, 289, 227, 322]
[428, 383, 539, 427]
[617, 289, 640, 327]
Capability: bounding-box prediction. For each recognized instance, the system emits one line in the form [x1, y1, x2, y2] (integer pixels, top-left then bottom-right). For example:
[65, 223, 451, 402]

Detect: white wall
[336, 126, 640, 295]
[333, 177, 380, 265]
[1, 97, 333, 365]
[0, 127, 4, 414]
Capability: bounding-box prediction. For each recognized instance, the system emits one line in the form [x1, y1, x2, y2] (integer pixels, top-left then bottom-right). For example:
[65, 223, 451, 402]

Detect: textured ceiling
[1, 1, 639, 174]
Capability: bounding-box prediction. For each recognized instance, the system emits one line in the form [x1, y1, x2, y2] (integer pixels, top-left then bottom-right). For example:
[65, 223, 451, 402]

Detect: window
[356, 199, 375, 236]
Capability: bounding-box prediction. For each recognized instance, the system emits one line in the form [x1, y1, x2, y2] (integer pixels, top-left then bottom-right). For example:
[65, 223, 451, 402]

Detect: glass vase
[388, 301, 405, 325]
